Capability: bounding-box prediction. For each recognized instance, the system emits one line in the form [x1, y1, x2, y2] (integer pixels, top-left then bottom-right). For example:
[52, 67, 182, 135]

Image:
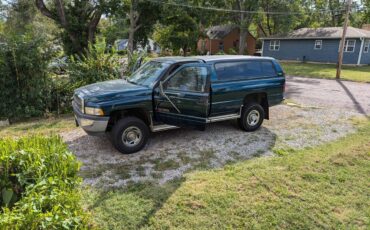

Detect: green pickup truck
[73, 55, 285, 154]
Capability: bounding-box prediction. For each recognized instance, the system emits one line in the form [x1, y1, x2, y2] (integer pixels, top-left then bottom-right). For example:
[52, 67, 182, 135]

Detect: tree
[121, 0, 161, 61]
[257, 0, 306, 36]
[0, 0, 56, 120]
[4, 0, 37, 33]
[362, 0, 370, 23]
[99, 17, 129, 46]
[35, 0, 120, 55]
[154, 10, 199, 56]
[231, 0, 259, 54]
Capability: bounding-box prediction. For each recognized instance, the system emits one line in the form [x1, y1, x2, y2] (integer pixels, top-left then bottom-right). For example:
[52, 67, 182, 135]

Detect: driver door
[154, 63, 211, 130]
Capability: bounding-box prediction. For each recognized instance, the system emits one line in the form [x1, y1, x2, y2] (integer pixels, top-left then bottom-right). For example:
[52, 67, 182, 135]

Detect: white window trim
[364, 40, 369, 53]
[269, 40, 280, 51]
[344, 39, 356, 53]
[314, 40, 322, 50]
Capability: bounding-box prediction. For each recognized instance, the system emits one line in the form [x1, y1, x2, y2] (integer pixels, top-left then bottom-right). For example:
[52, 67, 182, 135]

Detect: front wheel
[238, 103, 265, 132]
[110, 117, 149, 154]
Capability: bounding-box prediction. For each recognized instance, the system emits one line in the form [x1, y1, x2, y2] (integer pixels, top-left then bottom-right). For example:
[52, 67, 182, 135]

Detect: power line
[146, 0, 347, 15]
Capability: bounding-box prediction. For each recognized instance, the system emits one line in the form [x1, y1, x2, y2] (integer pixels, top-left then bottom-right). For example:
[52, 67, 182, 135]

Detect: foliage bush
[0, 135, 88, 229]
[67, 38, 121, 88]
[227, 48, 238, 55]
[46, 39, 122, 114]
[126, 50, 148, 75]
[0, 32, 54, 121]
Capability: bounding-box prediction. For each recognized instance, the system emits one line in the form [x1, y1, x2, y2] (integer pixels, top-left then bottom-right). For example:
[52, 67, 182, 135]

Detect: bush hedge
[0, 136, 89, 229]
[68, 39, 120, 89]
[0, 33, 54, 121]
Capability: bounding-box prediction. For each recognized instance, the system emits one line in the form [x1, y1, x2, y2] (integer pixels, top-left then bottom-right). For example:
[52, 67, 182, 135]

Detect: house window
[269, 40, 280, 51]
[364, 40, 369, 53]
[314, 40, 322, 50]
[344, 39, 356, 52]
[219, 42, 224, 51]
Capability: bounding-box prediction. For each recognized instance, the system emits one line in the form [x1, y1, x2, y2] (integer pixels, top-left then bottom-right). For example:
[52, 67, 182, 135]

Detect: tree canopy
[26, 0, 370, 55]
[35, 0, 120, 55]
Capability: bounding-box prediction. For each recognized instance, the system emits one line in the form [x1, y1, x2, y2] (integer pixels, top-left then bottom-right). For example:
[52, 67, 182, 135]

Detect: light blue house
[261, 27, 370, 65]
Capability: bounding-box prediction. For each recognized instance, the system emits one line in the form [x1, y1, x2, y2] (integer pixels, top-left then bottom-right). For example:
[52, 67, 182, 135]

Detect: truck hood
[75, 79, 149, 98]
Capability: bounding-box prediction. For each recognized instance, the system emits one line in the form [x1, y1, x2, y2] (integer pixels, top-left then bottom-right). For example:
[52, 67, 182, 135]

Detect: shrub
[0, 136, 88, 229]
[227, 48, 238, 55]
[0, 32, 54, 121]
[49, 75, 76, 114]
[126, 50, 148, 75]
[67, 38, 121, 89]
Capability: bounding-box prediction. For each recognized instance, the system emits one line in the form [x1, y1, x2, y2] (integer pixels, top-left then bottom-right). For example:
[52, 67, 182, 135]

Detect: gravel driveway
[62, 77, 370, 188]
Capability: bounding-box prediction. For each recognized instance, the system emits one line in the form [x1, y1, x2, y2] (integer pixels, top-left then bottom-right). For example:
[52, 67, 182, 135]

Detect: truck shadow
[66, 122, 277, 228]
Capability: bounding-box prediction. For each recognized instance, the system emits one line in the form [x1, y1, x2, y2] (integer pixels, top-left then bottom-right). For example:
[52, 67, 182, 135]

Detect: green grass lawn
[282, 62, 370, 83]
[83, 120, 370, 229]
[2, 115, 369, 229]
[0, 115, 76, 138]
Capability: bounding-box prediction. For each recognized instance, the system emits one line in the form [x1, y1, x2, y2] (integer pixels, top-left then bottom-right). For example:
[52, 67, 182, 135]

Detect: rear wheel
[110, 117, 149, 154]
[238, 103, 265, 132]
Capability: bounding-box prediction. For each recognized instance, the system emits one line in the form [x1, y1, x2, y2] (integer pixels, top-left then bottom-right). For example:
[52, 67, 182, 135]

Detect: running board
[207, 114, 240, 123]
[151, 124, 179, 132]
[150, 113, 240, 132]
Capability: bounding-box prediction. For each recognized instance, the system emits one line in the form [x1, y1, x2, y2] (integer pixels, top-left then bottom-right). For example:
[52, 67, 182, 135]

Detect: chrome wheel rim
[122, 126, 142, 147]
[247, 110, 260, 126]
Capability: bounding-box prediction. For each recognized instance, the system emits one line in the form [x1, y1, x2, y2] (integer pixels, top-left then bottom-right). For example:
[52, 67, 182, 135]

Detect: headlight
[85, 107, 104, 116]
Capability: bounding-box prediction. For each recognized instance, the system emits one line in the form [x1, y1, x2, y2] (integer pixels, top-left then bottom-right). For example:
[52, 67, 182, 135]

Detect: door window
[166, 67, 208, 92]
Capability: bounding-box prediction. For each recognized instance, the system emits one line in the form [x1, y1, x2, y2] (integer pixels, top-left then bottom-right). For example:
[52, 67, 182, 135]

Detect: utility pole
[336, 0, 352, 79]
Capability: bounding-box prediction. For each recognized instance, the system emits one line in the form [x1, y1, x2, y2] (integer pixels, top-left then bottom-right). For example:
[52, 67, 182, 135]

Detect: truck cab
[73, 55, 285, 154]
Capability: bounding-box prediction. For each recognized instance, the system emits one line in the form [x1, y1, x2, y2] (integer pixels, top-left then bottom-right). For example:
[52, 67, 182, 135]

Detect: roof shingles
[206, 25, 238, 40]
[261, 27, 370, 39]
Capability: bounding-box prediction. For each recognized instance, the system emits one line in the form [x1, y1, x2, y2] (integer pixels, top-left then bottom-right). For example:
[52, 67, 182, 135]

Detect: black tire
[110, 116, 149, 154]
[238, 103, 265, 132]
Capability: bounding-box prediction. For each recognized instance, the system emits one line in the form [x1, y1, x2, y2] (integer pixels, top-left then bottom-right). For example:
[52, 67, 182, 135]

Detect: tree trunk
[128, 8, 135, 57]
[238, 11, 248, 55]
[88, 11, 102, 45]
[329, 0, 336, 26]
[128, 0, 140, 63]
[239, 26, 248, 55]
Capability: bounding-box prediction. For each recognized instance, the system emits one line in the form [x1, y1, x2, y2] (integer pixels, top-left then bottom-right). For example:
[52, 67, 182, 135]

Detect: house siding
[262, 38, 368, 65]
[360, 39, 370, 64]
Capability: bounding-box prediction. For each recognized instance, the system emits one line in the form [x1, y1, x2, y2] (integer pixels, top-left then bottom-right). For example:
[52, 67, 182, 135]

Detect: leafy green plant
[67, 38, 121, 88]
[227, 48, 238, 55]
[0, 32, 55, 121]
[126, 50, 148, 75]
[0, 136, 88, 229]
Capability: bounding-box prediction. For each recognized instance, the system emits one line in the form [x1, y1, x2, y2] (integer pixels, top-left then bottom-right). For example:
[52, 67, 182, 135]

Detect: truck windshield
[128, 61, 170, 87]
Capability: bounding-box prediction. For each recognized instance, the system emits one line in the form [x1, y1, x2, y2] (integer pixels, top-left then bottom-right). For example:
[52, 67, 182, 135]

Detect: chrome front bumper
[73, 102, 109, 135]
